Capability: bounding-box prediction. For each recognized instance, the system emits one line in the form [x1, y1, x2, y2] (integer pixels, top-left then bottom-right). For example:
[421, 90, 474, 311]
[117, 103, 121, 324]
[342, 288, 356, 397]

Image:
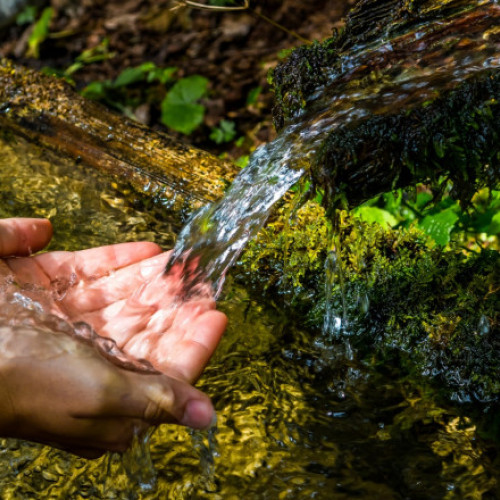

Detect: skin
[0, 218, 227, 458]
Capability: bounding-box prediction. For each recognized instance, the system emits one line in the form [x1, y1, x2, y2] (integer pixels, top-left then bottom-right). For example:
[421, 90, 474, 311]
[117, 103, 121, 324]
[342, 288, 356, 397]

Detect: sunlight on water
[0, 134, 499, 498]
[0, 0, 499, 496]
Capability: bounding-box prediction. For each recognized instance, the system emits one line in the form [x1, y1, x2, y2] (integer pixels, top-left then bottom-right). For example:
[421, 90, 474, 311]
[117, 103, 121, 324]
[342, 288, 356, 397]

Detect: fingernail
[181, 399, 215, 430]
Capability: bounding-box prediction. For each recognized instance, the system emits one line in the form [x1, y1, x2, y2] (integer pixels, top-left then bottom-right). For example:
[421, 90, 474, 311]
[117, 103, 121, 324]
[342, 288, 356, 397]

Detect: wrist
[0, 356, 17, 436]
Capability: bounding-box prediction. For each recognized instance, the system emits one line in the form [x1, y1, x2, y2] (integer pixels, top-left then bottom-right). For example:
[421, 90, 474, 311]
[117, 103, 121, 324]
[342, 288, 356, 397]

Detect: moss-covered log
[0, 58, 237, 215]
[272, 0, 500, 207]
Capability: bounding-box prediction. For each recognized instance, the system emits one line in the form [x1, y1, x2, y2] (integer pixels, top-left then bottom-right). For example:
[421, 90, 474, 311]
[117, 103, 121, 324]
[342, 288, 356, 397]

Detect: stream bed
[0, 133, 499, 499]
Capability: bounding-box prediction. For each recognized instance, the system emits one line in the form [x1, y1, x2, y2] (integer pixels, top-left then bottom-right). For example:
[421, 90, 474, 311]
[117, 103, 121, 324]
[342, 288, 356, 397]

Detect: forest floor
[0, 0, 352, 161]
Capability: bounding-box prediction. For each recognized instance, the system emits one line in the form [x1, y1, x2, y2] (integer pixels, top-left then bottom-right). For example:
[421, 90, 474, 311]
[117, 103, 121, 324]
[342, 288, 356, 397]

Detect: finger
[106, 370, 216, 430]
[0, 218, 52, 256]
[5, 256, 52, 288]
[144, 375, 216, 429]
[42, 417, 147, 454]
[33, 242, 163, 282]
[154, 310, 227, 382]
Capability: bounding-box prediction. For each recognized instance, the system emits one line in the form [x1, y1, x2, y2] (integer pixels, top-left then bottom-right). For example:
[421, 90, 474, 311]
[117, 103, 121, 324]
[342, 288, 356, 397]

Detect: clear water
[166, 0, 500, 300]
[1, 133, 499, 499]
[0, 1, 499, 496]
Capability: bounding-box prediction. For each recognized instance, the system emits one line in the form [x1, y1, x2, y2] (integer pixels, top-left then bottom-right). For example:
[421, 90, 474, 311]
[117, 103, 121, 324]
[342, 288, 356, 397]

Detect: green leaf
[418, 208, 459, 246]
[234, 155, 249, 168]
[210, 120, 236, 144]
[16, 5, 38, 25]
[113, 64, 153, 87]
[353, 206, 397, 228]
[148, 67, 177, 84]
[27, 7, 53, 59]
[488, 211, 500, 235]
[161, 102, 206, 135]
[246, 86, 262, 106]
[161, 76, 209, 134]
[81, 81, 109, 100]
[415, 191, 433, 209]
[166, 75, 209, 105]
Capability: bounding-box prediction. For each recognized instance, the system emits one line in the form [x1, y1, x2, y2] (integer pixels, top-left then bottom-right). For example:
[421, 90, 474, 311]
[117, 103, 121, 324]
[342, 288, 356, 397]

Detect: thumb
[0, 218, 53, 256]
[124, 370, 216, 430]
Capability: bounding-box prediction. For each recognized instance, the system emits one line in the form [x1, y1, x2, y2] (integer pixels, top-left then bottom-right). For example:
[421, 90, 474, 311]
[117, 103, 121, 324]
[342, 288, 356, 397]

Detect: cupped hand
[0, 218, 227, 457]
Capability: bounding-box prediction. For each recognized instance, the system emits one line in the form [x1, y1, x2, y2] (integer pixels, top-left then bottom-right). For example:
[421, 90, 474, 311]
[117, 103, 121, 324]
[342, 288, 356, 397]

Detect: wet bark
[0, 58, 237, 214]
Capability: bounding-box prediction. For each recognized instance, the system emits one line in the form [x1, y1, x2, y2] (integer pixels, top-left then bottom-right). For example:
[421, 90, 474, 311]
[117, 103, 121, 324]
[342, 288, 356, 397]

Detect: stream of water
[0, 0, 499, 497]
[1, 128, 500, 498]
[165, 0, 499, 301]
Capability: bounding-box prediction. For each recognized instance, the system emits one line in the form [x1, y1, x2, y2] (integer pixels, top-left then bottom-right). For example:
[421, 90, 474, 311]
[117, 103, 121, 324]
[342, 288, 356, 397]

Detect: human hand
[0, 218, 227, 457]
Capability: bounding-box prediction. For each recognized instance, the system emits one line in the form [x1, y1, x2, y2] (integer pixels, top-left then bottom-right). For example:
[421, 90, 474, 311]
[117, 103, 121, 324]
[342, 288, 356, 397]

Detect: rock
[272, 0, 500, 208]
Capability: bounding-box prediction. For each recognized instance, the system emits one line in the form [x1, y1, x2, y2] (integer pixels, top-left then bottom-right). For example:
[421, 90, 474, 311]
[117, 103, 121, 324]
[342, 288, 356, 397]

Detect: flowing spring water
[0, 0, 499, 495]
[1, 124, 500, 499]
[165, 0, 500, 300]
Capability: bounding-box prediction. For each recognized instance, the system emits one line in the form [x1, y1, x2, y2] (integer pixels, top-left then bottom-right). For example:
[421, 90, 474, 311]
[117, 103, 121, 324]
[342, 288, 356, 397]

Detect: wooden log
[0, 58, 237, 215]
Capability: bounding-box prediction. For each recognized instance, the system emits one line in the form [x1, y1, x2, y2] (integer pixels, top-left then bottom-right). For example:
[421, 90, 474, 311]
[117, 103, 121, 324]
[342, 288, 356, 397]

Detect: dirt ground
[0, 0, 352, 158]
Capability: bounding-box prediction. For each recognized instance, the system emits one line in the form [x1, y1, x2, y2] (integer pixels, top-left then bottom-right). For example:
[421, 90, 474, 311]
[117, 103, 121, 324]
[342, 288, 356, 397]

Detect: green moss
[271, 0, 500, 208]
[238, 200, 500, 405]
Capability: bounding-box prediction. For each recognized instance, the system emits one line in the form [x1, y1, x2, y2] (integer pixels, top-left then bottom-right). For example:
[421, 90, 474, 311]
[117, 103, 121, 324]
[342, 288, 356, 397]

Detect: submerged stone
[272, 0, 500, 208]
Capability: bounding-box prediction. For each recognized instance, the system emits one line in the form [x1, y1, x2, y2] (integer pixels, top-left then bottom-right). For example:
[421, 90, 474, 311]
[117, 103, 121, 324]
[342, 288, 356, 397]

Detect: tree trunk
[0, 58, 237, 215]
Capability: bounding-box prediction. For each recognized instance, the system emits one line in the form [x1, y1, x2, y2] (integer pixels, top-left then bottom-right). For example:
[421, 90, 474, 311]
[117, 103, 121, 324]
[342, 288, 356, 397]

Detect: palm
[5, 242, 226, 384]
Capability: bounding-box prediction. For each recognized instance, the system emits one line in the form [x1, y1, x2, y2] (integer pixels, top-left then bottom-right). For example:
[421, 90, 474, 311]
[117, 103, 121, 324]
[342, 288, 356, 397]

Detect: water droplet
[477, 315, 490, 336]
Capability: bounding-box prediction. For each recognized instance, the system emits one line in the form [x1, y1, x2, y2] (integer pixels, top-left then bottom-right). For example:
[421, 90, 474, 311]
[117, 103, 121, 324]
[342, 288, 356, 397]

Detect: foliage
[66, 39, 117, 76]
[16, 4, 38, 25]
[238, 198, 500, 405]
[210, 119, 237, 144]
[246, 86, 262, 106]
[355, 186, 500, 248]
[234, 155, 250, 168]
[160, 75, 209, 134]
[79, 62, 210, 134]
[26, 7, 53, 59]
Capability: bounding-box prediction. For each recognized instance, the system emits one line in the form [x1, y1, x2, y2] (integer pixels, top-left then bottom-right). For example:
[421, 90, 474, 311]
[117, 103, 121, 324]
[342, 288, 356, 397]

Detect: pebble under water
[0, 135, 499, 499]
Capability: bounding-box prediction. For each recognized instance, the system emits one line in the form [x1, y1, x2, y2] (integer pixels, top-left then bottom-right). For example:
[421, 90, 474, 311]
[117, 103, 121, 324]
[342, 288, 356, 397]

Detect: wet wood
[0, 58, 237, 213]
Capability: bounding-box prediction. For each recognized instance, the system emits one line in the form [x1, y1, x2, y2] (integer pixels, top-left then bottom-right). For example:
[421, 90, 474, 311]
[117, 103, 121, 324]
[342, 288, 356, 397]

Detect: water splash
[121, 428, 157, 492]
[190, 425, 220, 493]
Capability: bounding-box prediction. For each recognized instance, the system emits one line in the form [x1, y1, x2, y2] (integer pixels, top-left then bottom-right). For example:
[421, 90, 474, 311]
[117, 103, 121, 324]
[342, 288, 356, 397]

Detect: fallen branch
[0, 58, 237, 215]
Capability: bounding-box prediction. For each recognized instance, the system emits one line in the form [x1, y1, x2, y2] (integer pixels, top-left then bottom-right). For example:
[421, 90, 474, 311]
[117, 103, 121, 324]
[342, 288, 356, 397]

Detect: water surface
[0, 134, 499, 499]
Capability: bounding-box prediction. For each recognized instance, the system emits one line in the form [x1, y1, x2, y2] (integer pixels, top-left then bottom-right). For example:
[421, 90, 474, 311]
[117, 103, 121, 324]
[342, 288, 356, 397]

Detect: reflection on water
[0, 132, 180, 251]
[0, 134, 499, 498]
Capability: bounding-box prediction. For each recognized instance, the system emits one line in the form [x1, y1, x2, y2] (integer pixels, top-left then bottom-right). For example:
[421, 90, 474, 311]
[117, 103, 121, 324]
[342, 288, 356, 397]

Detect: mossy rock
[272, 0, 500, 207]
[238, 201, 500, 406]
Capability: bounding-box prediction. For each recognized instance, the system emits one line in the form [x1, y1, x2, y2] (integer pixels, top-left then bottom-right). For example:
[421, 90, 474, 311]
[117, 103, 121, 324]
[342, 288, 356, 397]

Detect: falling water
[0, 0, 498, 494]
[165, 0, 500, 300]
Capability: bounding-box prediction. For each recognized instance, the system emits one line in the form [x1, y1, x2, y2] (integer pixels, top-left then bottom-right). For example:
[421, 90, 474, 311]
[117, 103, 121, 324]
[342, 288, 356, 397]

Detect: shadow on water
[0, 134, 499, 498]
